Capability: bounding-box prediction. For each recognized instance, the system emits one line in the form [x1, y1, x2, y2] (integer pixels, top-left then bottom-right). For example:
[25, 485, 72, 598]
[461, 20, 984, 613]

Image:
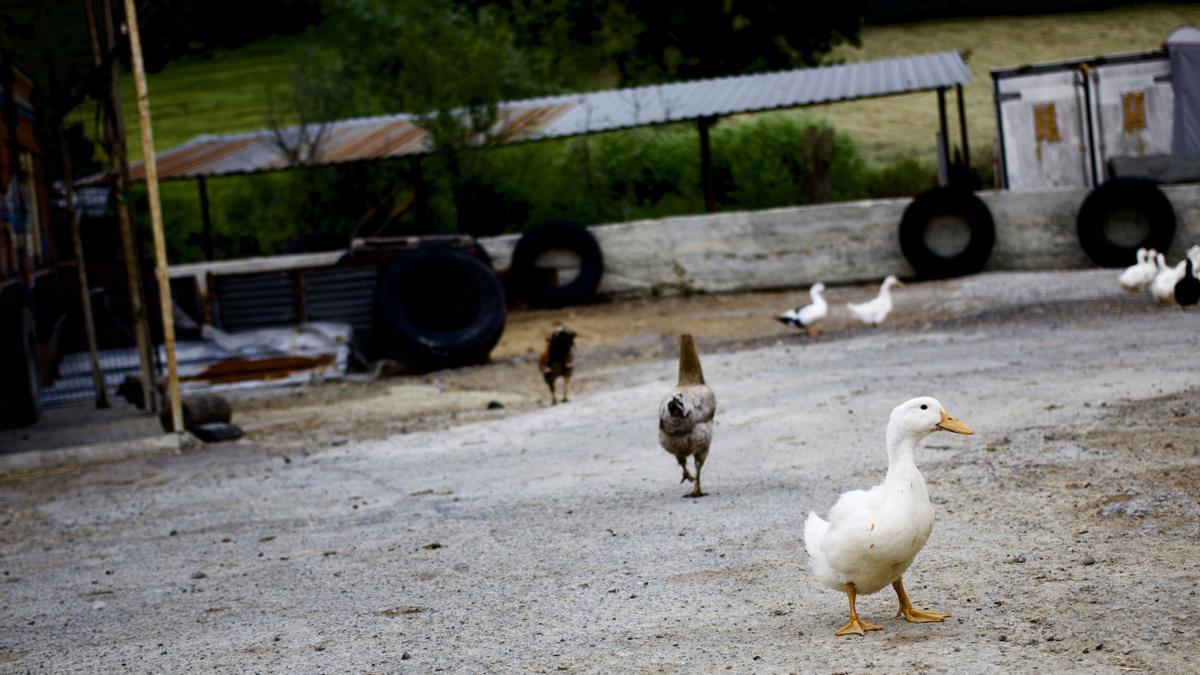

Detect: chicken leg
[892, 577, 950, 623]
[684, 451, 707, 498]
[836, 582, 882, 636]
[676, 454, 694, 484]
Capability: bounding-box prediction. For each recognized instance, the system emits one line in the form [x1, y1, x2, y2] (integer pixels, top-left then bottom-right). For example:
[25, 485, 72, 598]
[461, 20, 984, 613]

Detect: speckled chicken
[658, 334, 716, 498]
[539, 324, 577, 404]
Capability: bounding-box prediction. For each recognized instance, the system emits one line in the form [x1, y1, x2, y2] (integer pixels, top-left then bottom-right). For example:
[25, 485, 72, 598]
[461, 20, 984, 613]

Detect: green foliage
[157, 112, 946, 263]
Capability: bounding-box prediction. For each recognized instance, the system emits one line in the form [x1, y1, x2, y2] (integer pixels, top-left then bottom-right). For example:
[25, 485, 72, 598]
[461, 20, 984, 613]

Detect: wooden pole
[121, 0, 182, 435]
[44, 43, 108, 408]
[87, 0, 157, 412]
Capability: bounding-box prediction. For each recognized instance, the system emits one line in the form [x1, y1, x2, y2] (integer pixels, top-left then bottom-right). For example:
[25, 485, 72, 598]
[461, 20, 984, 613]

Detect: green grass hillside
[115, 37, 304, 161]
[118, 4, 1200, 167]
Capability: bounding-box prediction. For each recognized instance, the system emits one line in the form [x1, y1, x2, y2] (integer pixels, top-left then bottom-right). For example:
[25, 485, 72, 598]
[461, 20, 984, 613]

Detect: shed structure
[85, 50, 974, 252]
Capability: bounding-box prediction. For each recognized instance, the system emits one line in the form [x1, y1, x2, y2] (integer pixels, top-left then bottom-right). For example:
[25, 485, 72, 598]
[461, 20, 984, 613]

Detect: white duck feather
[847, 275, 902, 326]
[1118, 247, 1157, 292]
[777, 282, 827, 334]
[804, 397, 973, 636]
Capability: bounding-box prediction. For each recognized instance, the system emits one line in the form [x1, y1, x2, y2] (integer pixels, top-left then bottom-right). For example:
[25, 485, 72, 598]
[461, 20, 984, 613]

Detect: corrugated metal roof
[106, 51, 971, 183]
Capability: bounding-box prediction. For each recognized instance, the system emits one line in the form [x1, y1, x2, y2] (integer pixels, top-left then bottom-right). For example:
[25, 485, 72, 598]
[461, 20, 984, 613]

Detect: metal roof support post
[936, 87, 950, 186]
[123, 0, 183, 437]
[697, 116, 717, 213]
[197, 177, 214, 261]
[955, 83, 970, 171]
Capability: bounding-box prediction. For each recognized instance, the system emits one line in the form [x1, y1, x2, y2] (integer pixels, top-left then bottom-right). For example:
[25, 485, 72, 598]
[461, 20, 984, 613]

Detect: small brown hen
[539, 324, 577, 404]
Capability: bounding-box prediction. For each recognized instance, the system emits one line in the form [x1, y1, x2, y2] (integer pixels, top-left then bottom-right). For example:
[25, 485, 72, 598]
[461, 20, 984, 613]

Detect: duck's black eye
[920, 404, 928, 410]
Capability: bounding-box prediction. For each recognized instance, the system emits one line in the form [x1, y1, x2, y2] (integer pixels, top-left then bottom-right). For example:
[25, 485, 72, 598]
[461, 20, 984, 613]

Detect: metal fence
[39, 277, 165, 410]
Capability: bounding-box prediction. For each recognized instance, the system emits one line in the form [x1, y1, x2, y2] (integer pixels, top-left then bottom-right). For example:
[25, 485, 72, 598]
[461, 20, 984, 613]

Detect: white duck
[847, 275, 903, 327]
[1151, 254, 1186, 305]
[1118, 247, 1157, 293]
[804, 397, 974, 637]
[777, 282, 827, 336]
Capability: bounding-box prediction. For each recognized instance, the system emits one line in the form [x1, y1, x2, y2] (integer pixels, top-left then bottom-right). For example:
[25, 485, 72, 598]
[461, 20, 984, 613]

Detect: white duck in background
[847, 275, 903, 327]
[804, 397, 974, 636]
[1151, 254, 1186, 305]
[1118, 247, 1158, 293]
[777, 282, 827, 336]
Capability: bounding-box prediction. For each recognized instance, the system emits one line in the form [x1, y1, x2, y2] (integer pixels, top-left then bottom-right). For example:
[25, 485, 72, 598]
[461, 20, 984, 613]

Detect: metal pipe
[698, 117, 716, 213]
[936, 88, 950, 186]
[1078, 63, 1100, 187]
[955, 83, 970, 172]
[197, 176, 214, 261]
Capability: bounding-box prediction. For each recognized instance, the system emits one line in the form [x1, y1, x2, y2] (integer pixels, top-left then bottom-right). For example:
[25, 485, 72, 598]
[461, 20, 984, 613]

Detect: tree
[613, 1, 866, 83]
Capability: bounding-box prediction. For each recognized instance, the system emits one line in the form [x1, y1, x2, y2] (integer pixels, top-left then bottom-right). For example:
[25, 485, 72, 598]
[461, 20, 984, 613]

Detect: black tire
[509, 220, 603, 306]
[0, 307, 41, 429]
[899, 186, 996, 279]
[375, 248, 506, 370]
[1076, 178, 1176, 268]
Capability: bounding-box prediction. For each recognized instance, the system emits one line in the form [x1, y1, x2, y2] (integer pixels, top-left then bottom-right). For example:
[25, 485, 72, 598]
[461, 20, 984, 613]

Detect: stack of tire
[373, 221, 603, 371]
[374, 247, 507, 372]
[1075, 178, 1175, 267]
[898, 186, 996, 279]
[506, 220, 604, 307]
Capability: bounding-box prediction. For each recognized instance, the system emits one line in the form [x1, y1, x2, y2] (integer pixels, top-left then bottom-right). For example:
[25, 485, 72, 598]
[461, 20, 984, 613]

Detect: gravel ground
[1, 269, 1199, 673]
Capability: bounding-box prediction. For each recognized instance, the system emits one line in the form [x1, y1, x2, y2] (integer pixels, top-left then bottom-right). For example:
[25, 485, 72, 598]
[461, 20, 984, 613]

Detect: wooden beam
[89, 0, 157, 412]
[697, 117, 716, 214]
[44, 38, 108, 409]
[122, 0, 182, 436]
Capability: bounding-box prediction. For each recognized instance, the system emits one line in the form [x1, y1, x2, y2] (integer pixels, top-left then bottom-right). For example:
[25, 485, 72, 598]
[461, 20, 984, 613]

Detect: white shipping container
[993, 52, 1173, 191]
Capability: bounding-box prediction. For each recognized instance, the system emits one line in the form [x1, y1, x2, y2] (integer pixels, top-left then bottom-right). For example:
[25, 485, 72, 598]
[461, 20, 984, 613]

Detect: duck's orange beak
[936, 408, 973, 435]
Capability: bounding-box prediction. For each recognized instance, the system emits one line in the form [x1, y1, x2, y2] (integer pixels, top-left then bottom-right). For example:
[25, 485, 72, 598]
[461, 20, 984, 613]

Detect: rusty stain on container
[182, 354, 337, 385]
[1121, 91, 1147, 133]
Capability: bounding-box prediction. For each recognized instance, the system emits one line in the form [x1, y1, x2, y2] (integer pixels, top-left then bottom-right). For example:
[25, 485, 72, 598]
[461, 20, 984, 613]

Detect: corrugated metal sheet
[302, 266, 381, 352]
[106, 51, 970, 183]
[213, 272, 298, 331]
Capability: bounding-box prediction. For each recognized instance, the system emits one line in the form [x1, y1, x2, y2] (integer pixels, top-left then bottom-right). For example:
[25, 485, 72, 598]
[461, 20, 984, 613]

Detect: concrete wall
[480, 185, 1200, 296]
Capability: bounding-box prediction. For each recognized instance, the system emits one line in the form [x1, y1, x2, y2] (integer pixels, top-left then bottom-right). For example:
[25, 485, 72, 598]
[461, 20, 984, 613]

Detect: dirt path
[1, 269, 1198, 672]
